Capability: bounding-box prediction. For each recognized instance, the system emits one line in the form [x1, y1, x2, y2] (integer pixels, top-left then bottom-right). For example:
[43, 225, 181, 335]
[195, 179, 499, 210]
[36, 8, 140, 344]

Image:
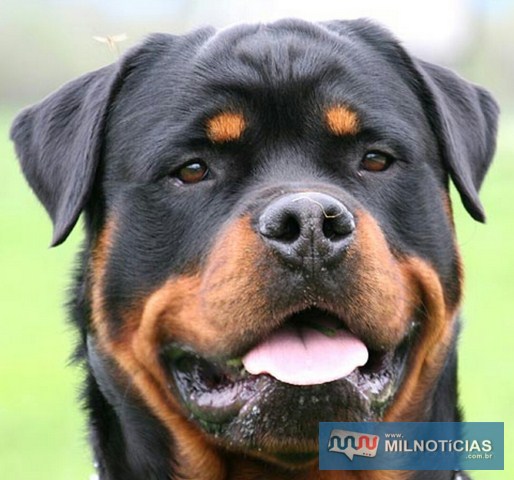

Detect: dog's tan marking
[346, 212, 460, 424]
[325, 105, 359, 136]
[337, 211, 417, 349]
[90, 217, 270, 480]
[91, 222, 225, 480]
[384, 256, 458, 423]
[206, 111, 246, 143]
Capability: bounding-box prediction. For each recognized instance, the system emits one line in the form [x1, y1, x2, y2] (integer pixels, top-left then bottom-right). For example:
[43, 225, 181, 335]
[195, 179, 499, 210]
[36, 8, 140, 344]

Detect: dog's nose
[258, 192, 355, 267]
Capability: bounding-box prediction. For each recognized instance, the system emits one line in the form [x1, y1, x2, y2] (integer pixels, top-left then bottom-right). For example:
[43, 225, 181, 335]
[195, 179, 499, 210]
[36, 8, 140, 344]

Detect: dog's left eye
[360, 151, 395, 172]
[175, 160, 209, 184]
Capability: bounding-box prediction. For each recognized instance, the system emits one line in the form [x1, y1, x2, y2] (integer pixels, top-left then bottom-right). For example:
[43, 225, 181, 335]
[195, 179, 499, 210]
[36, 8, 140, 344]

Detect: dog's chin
[161, 311, 415, 468]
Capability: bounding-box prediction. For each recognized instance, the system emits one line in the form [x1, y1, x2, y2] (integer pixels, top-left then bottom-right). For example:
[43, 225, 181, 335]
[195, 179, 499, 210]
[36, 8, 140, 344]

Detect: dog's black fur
[11, 19, 497, 480]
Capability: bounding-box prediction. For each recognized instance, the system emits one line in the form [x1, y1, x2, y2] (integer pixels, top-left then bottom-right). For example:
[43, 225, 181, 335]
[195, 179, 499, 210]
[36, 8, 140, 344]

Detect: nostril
[279, 216, 301, 242]
[322, 215, 355, 241]
[259, 212, 301, 243]
[322, 217, 339, 240]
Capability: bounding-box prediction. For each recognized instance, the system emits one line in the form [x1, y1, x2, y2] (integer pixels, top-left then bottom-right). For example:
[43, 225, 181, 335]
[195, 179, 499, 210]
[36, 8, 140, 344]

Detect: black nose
[258, 192, 355, 267]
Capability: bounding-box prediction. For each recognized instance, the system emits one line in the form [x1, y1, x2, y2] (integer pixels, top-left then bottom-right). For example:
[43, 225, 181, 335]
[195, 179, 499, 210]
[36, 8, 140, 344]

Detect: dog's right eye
[174, 160, 209, 184]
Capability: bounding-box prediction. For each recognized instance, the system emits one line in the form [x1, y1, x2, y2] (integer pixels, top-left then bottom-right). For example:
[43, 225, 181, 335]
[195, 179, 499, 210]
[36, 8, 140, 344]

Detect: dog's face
[12, 19, 497, 473]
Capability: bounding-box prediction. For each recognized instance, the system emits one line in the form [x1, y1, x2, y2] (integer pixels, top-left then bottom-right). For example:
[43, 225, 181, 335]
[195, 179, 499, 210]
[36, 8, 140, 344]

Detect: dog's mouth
[161, 308, 415, 448]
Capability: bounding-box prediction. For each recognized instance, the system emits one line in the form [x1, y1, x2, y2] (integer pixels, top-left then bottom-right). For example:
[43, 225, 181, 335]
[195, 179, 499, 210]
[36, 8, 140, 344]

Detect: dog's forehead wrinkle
[201, 18, 333, 56]
[191, 22, 355, 92]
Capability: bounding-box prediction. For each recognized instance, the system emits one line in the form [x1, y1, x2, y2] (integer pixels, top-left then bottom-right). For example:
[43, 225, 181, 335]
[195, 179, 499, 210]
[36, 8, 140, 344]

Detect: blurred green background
[0, 1, 513, 479]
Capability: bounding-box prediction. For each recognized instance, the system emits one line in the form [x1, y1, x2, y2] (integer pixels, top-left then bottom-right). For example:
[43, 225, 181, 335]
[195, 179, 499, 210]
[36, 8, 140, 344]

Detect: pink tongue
[242, 325, 369, 386]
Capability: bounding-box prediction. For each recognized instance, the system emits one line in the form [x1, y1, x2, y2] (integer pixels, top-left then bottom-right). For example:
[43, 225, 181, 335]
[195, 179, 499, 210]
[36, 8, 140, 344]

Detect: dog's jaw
[84, 207, 462, 479]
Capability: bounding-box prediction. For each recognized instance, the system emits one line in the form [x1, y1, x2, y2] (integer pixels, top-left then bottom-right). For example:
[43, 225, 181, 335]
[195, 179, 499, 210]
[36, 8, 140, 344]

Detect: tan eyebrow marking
[206, 112, 246, 143]
[324, 105, 360, 136]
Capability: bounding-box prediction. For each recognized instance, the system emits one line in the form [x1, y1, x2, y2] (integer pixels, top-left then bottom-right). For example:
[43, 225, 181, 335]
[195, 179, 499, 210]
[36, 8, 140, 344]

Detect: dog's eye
[360, 151, 394, 172]
[175, 160, 209, 184]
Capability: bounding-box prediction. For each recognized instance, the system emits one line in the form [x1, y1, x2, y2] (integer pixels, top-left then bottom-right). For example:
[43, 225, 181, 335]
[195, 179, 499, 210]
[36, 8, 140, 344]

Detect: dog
[11, 18, 498, 480]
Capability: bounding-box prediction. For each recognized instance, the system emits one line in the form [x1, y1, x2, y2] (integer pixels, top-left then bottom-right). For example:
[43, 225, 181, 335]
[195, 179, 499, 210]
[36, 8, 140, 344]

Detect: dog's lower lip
[165, 350, 271, 424]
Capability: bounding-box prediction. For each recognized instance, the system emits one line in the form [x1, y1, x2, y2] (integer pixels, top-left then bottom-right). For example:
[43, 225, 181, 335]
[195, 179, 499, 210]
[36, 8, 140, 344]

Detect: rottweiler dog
[11, 18, 498, 480]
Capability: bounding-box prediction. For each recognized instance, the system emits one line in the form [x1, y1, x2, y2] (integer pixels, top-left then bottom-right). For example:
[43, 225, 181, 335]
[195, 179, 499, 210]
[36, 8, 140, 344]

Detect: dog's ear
[10, 64, 120, 246]
[410, 60, 499, 222]
[323, 19, 499, 222]
[10, 35, 169, 246]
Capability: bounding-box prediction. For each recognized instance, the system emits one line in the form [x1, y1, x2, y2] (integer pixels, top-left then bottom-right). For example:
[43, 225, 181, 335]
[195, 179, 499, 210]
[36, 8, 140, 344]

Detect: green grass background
[0, 108, 512, 479]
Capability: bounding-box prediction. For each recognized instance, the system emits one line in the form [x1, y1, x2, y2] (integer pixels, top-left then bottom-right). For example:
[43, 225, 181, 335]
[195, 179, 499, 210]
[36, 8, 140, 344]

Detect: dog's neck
[85, 337, 465, 480]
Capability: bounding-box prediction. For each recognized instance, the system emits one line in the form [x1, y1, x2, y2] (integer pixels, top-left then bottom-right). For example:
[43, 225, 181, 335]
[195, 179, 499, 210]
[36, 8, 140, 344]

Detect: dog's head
[11, 19, 497, 473]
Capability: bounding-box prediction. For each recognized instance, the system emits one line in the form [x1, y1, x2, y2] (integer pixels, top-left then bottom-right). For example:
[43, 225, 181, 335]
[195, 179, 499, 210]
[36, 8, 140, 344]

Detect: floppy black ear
[10, 63, 123, 246]
[412, 60, 499, 222]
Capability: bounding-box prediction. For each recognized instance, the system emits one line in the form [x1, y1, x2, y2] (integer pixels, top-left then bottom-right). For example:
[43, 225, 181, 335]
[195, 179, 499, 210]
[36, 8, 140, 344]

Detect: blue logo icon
[328, 429, 380, 460]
